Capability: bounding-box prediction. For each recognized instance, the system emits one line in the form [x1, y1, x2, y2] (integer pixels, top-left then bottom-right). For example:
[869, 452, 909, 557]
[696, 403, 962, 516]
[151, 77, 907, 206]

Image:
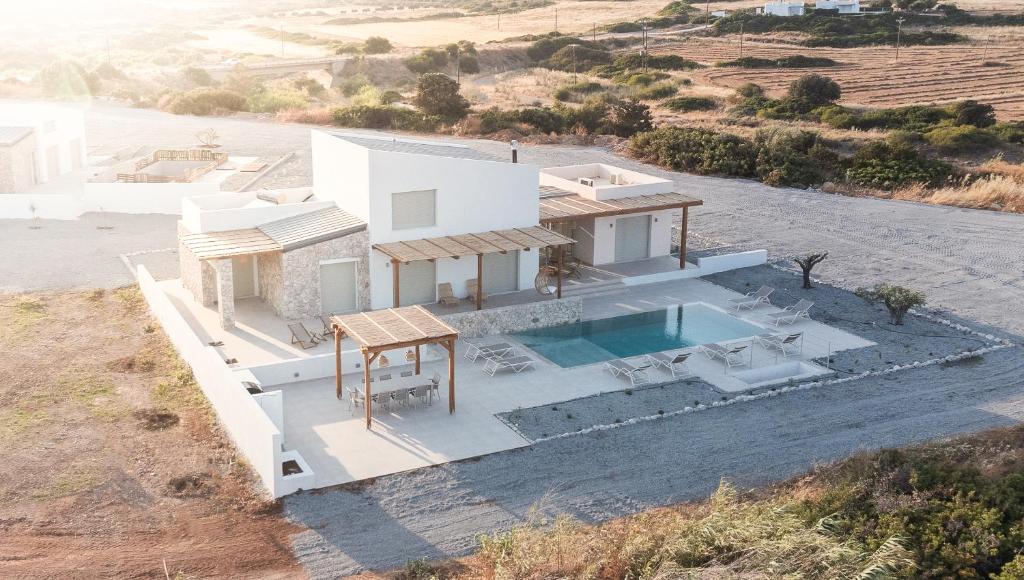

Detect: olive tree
[413, 73, 469, 121]
[794, 252, 828, 289]
[855, 283, 926, 325]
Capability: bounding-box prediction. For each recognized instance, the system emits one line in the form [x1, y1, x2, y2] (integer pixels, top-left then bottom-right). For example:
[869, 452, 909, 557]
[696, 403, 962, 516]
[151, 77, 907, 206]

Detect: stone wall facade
[440, 297, 582, 338]
[264, 230, 371, 320]
[0, 133, 37, 194]
[178, 221, 216, 306]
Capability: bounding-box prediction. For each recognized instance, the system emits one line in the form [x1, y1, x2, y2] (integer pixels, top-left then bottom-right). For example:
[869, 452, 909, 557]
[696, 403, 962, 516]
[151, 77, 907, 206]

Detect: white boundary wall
[83, 182, 220, 215]
[137, 265, 313, 497]
[623, 250, 769, 286]
[0, 194, 84, 220]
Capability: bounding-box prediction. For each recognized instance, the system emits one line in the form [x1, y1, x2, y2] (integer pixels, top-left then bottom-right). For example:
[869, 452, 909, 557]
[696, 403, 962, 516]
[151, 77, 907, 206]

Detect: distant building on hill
[759, 1, 806, 16]
[815, 0, 861, 13]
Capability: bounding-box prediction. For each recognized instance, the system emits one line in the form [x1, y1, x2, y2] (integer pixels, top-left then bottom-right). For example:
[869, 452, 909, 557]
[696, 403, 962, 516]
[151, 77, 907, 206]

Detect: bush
[616, 71, 670, 86]
[608, 99, 653, 137]
[950, 99, 996, 128]
[413, 73, 469, 121]
[788, 73, 841, 108]
[542, 45, 611, 72]
[526, 36, 602, 61]
[923, 124, 999, 154]
[293, 77, 325, 96]
[183, 66, 214, 86]
[553, 81, 604, 102]
[350, 85, 381, 107]
[458, 54, 480, 74]
[629, 126, 758, 177]
[331, 105, 440, 132]
[165, 88, 247, 115]
[247, 89, 308, 113]
[753, 127, 837, 187]
[363, 36, 393, 54]
[663, 96, 718, 112]
[404, 49, 449, 74]
[991, 121, 1024, 144]
[718, 55, 837, 68]
[855, 283, 925, 325]
[736, 83, 765, 99]
[633, 82, 677, 100]
[380, 90, 404, 104]
[338, 74, 371, 97]
[846, 141, 953, 189]
[36, 61, 97, 98]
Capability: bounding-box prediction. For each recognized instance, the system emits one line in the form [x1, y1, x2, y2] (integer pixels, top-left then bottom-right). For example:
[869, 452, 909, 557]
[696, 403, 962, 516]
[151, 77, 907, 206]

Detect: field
[653, 37, 1024, 120]
[0, 289, 298, 578]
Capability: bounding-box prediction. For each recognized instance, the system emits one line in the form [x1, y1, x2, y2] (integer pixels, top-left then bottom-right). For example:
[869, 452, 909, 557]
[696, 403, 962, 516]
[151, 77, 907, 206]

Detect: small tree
[363, 36, 393, 54]
[856, 283, 926, 325]
[794, 252, 828, 289]
[608, 98, 653, 137]
[787, 74, 841, 108]
[951, 100, 996, 128]
[413, 73, 469, 121]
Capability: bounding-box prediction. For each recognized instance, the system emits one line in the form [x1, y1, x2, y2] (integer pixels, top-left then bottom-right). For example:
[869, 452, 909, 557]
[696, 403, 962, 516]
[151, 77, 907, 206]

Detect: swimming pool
[513, 303, 764, 368]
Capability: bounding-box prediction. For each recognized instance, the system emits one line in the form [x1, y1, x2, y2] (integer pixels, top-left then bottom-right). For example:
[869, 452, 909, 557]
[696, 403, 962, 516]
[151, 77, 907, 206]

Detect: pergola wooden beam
[538, 191, 703, 223]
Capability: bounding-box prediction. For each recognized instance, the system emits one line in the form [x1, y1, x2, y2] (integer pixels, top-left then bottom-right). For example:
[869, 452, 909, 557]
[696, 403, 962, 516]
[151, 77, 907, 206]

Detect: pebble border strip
[528, 266, 1016, 444]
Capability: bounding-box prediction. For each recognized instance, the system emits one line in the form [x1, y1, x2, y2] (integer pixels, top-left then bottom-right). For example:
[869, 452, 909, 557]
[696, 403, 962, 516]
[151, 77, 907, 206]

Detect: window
[391, 189, 436, 230]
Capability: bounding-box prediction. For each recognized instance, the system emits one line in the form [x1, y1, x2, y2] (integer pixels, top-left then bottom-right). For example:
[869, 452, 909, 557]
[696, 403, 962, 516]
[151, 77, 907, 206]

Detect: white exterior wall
[312, 131, 371, 222]
[181, 192, 334, 233]
[590, 209, 676, 265]
[764, 1, 805, 15]
[0, 104, 86, 183]
[815, 0, 858, 10]
[82, 182, 219, 215]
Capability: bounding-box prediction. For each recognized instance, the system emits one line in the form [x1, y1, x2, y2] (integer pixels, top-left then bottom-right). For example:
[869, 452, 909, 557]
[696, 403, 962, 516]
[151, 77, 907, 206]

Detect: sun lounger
[467, 278, 487, 303]
[318, 314, 335, 338]
[728, 286, 774, 311]
[464, 341, 516, 362]
[437, 283, 459, 307]
[646, 351, 695, 379]
[288, 323, 320, 349]
[765, 299, 814, 327]
[756, 332, 804, 357]
[700, 343, 750, 370]
[482, 355, 535, 376]
[604, 359, 653, 386]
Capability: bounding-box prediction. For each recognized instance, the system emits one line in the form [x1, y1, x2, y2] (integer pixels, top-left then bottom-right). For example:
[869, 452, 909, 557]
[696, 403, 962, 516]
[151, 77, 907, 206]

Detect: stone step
[561, 278, 627, 298]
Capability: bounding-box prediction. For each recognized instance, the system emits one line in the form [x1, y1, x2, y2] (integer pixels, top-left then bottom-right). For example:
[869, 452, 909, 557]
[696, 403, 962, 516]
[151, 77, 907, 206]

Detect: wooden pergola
[539, 191, 703, 270]
[373, 226, 577, 310]
[331, 306, 460, 429]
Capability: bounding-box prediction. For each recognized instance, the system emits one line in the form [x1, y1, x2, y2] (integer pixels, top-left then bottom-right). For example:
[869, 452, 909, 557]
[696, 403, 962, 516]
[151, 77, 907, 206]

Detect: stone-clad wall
[0, 133, 37, 194]
[257, 251, 285, 316]
[178, 221, 216, 306]
[272, 230, 371, 320]
[440, 297, 582, 339]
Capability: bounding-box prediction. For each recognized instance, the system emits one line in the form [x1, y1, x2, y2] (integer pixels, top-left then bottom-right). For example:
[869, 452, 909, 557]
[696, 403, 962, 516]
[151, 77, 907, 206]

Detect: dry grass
[276, 106, 336, 125]
[892, 173, 1024, 213]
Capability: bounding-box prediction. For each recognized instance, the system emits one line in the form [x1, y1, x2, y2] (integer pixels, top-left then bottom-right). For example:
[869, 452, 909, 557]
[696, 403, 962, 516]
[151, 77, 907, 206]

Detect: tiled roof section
[539, 184, 574, 198]
[0, 127, 34, 146]
[258, 207, 366, 251]
[539, 192, 703, 222]
[332, 305, 459, 350]
[373, 226, 575, 263]
[180, 229, 281, 260]
[330, 133, 503, 162]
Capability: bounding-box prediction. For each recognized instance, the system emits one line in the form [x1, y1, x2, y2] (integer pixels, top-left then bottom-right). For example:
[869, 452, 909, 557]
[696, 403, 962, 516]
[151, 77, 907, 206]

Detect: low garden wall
[440, 296, 583, 338]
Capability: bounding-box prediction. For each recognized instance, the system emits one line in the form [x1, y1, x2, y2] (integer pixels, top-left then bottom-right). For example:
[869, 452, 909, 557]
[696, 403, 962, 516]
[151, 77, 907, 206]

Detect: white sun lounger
[465, 341, 516, 362]
[645, 351, 695, 379]
[482, 355, 535, 376]
[765, 299, 814, 327]
[604, 359, 652, 386]
[728, 286, 774, 311]
[700, 343, 750, 370]
[756, 332, 804, 357]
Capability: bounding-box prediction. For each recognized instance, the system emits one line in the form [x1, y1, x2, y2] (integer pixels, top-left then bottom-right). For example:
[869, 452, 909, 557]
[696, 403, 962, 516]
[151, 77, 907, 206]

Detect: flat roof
[332, 305, 459, 351]
[373, 225, 575, 263]
[0, 127, 33, 146]
[329, 133, 503, 162]
[539, 189, 703, 222]
[258, 207, 366, 251]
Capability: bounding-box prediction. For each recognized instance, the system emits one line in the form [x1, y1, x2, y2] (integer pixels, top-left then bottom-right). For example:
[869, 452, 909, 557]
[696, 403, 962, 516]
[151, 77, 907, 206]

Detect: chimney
[510, 140, 518, 163]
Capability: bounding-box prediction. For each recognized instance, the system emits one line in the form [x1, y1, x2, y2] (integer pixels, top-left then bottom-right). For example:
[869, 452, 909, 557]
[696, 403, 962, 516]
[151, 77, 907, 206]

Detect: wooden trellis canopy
[538, 191, 703, 222]
[372, 225, 575, 263]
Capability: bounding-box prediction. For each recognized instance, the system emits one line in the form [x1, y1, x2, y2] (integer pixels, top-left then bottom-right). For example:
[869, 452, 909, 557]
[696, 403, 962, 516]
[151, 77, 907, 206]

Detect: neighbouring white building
[176, 131, 705, 330]
[0, 103, 86, 193]
[814, 0, 860, 12]
[761, 1, 806, 16]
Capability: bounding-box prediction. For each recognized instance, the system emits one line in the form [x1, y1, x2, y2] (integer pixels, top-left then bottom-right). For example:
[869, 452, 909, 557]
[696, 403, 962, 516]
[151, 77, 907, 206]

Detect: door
[320, 260, 358, 314]
[397, 260, 436, 306]
[482, 250, 518, 294]
[46, 146, 59, 180]
[232, 255, 256, 298]
[614, 215, 651, 262]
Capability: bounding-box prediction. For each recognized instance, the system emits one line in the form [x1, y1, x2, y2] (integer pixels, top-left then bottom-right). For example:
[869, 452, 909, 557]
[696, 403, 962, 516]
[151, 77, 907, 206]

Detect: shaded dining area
[332, 305, 460, 429]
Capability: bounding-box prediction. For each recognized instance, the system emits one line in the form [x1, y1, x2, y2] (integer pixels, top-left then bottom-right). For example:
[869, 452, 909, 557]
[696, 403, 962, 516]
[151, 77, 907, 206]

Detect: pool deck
[266, 276, 872, 489]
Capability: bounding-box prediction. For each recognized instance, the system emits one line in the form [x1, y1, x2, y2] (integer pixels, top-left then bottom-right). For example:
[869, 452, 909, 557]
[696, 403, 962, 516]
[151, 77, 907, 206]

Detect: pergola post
[556, 244, 564, 299]
[447, 338, 456, 414]
[392, 259, 401, 307]
[414, 344, 421, 375]
[475, 253, 483, 311]
[679, 206, 689, 270]
[364, 351, 373, 429]
[335, 326, 343, 399]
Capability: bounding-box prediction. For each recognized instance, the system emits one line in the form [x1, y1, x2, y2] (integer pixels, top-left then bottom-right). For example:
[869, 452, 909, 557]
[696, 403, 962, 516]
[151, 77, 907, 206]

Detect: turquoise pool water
[513, 303, 763, 368]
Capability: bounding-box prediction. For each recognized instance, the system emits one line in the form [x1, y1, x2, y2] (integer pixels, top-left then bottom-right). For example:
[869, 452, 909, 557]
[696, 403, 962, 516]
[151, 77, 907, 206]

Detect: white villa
[761, 1, 806, 16]
[0, 103, 86, 193]
[145, 130, 877, 498]
[815, 0, 860, 13]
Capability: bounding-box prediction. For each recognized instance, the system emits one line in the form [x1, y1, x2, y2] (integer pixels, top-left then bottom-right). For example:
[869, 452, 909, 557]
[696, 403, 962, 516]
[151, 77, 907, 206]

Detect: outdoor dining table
[361, 373, 435, 403]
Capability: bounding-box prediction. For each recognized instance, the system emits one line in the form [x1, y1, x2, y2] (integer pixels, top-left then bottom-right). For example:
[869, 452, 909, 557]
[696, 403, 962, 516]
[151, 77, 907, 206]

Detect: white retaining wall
[246, 345, 436, 387]
[137, 265, 313, 497]
[83, 182, 219, 215]
[0, 194, 83, 220]
[623, 250, 769, 286]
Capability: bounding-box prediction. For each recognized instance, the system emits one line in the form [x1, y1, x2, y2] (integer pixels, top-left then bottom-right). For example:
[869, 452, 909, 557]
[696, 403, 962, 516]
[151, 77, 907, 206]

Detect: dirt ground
[0, 289, 300, 579]
[652, 36, 1024, 120]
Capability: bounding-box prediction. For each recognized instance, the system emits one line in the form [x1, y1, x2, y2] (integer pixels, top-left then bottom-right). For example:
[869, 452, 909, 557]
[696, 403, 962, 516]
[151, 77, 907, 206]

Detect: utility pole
[593, 22, 597, 42]
[739, 22, 744, 58]
[894, 17, 904, 62]
[554, 7, 558, 32]
[641, 19, 649, 72]
[571, 44, 577, 85]
[456, 44, 461, 85]
[280, 24, 285, 57]
[706, 0, 711, 27]
[981, 34, 992, 62]
[497, 13, 501, 31]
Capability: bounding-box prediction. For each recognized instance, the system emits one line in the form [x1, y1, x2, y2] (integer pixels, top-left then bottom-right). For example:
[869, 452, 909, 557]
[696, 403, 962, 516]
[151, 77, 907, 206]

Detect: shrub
[338, 74, 371, 97]
[633, 82, 677, 100]
[950, 99, 996, 128]
[855, 283, 925, 325]
[331, 105, 440, 131]
[380, 90, 404, 104]
[923, 125, 999, 154]
[458, 54, 480, 74]
[753, 127, 837, 187]
[991, 121, 1024, 144]
[350, 85, 381, 107]
[183, 66, 214, 86]
[293, 77, 325, 96]
[404, 49, 449, 74]
[247, 89, 308, 113]
[413, 73, 469, 121]
[846, 141, 953, 189]
[542, 45, 612, 72]
[36, 60, 97, 98]
[736, 83, 765, 99]
[788, 73, 841, 108]
[718, 55, 836, 68]
[526, 36, 602, 61]
[629, 126, 758, 177]
[165, 88, 247, 115]
[363, 36, 393, 54]
[553, 81, 604, 102]
[608, 99, 653, 137]
[663, 96, 718, 112]
[616, 71, 670, 86]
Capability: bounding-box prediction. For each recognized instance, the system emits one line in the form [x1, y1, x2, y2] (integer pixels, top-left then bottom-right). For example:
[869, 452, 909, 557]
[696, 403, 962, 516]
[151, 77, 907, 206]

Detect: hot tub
[731, 361, 833, 390]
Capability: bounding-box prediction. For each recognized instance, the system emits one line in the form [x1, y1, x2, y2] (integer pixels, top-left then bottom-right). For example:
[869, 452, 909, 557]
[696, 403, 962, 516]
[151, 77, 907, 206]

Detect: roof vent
[578, 177, 595, 187]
